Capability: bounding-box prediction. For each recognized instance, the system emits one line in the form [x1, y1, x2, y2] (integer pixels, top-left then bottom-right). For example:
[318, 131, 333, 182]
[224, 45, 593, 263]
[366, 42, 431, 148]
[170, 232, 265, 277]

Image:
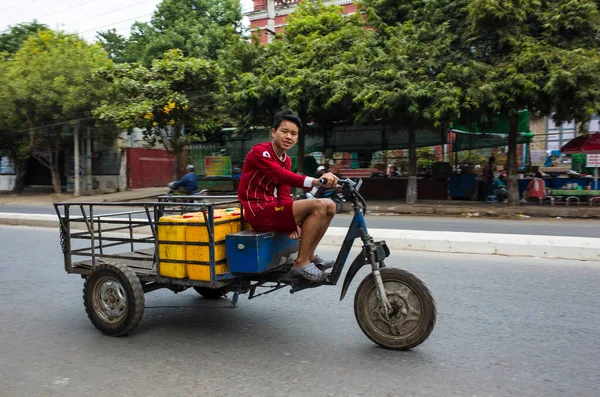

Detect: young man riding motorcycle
[237, 109, 339, 282]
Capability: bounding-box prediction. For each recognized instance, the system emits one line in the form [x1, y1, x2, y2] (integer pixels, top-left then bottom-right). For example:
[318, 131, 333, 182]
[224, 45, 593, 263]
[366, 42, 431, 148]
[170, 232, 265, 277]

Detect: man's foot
[312, 255, 334, 271]
[289, 263, 328, 282]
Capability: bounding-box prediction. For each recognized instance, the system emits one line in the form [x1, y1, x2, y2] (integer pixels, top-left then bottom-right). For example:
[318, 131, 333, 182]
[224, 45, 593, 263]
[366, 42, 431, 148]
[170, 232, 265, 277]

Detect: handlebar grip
[319, 178, 327, 185]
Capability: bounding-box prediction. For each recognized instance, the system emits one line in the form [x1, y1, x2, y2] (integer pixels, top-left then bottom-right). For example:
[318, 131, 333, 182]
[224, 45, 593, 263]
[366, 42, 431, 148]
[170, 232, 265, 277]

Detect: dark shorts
[246, 201, 297, 234]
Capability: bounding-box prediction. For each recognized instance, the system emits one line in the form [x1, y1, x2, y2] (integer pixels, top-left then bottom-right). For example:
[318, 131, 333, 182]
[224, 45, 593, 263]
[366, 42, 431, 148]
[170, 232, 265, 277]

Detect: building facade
[246, 0, 357, 44]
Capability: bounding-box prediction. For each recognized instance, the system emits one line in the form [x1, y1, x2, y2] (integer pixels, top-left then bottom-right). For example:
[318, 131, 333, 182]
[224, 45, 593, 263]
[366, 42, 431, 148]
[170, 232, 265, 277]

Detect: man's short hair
[274, 109, 302, 131]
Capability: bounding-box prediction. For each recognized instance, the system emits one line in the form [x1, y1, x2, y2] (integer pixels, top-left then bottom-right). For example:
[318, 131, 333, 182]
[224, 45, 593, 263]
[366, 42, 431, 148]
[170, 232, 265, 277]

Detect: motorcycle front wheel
[354, 268, 436, 350]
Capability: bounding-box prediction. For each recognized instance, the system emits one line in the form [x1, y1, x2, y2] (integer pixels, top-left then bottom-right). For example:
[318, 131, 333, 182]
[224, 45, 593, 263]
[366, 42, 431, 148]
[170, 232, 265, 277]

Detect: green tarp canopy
[450, 130, 534, 152]
[450, 110, 533, 152]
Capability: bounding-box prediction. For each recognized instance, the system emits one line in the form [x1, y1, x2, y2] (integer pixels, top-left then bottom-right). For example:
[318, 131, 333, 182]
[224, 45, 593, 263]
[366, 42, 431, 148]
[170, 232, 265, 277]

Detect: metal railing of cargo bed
[53, 196, 241, 286]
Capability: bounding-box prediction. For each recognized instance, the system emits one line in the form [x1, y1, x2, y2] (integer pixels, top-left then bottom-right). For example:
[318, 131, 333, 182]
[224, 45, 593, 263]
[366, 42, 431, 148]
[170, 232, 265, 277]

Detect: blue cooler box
[226, 231, 299, 273]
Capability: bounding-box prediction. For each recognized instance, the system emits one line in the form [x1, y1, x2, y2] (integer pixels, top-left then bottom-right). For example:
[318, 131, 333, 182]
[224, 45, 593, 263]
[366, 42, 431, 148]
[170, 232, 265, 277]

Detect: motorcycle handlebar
[318, 178, 354, 188]
[318, 177, 367, 213]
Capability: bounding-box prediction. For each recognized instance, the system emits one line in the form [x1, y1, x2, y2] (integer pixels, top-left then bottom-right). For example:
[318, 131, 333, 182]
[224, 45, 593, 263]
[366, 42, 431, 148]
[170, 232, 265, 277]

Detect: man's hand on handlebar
[314, 172, 338, 188]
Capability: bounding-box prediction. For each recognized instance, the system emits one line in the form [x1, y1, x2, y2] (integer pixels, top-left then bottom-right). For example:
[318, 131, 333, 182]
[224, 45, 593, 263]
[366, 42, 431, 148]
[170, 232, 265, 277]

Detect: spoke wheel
[83, 262, 145, 336]
[354, 268, 436, 350]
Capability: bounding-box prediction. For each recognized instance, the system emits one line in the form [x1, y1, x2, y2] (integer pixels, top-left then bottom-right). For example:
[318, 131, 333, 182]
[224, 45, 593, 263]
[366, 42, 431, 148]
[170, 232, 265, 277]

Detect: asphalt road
[1, 203, 599, 237]
[1, 225, 598, 396]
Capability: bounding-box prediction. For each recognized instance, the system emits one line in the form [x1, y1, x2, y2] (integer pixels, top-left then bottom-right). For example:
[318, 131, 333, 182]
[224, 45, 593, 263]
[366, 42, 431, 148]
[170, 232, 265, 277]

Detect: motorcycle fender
[339, 252, 368, 301]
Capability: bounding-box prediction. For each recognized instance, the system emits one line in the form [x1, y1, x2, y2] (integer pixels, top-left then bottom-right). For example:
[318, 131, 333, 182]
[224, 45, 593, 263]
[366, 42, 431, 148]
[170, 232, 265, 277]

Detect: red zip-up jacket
[238, 142, 314, 219]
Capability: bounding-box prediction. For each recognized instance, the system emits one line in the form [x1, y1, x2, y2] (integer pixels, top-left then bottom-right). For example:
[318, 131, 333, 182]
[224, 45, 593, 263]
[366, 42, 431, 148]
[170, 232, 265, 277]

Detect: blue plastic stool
[486, 195, 498, 204]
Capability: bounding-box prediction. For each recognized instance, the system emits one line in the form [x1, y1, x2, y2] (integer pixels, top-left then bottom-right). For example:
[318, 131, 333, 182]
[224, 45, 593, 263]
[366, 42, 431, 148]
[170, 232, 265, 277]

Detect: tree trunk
[406, 130, 417, 204]
[297, 128, 305, 174]
[51, 163, 61, 193]
[167, 126, 186, 179]
[31, 130, 62, 194]
[507, 111, 519, 205]
[12, 156, 27, 193]
[175, 149, 186, 179]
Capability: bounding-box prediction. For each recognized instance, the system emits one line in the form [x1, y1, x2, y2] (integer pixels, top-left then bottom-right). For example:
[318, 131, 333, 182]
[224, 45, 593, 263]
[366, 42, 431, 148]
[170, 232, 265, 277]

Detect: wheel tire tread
[354, 268, 436, 350]
[83, 261, 145, 337]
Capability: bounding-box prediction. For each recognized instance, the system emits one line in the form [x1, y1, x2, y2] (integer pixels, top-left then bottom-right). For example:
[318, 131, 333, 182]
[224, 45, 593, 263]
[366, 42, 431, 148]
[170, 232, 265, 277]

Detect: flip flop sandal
[288, 263, 328, 282]
[312, 255, 334, 271]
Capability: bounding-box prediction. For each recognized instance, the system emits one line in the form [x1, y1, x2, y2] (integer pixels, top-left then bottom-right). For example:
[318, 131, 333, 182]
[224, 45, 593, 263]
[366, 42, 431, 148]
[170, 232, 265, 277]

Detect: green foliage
[0, 21, 49, 54]
[100, 0, 243, 65]
[0, 57, 22, 157]
[96, 29, 129, 63]
[1, 30, 113, 192]
[94, 49, 223, 175]
[228, 0, 373, 130]
[8, 31, 112, 124]
[416, 147, 434, 171]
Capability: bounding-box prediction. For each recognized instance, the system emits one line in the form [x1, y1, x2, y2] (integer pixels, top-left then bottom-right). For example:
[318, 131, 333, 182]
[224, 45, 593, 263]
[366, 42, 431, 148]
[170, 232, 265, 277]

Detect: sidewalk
[363, 199, 600, 219]
[2, 188, 600, 218]
[0, 187, 166, 205]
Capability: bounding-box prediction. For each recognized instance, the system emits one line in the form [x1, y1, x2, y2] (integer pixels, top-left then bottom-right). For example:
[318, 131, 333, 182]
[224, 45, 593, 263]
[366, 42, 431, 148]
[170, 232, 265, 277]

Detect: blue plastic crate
[225, 231, 299, 273]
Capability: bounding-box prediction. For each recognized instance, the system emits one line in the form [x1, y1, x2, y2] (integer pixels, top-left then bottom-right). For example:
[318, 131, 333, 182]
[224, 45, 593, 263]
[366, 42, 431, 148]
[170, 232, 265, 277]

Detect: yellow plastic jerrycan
[185, 213, 228, 281]
[157, 215, 188, 279]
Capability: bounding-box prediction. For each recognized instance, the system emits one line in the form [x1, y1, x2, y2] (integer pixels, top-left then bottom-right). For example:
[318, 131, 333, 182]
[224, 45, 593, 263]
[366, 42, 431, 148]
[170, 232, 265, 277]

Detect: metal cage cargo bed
[53, 198, 243, 289]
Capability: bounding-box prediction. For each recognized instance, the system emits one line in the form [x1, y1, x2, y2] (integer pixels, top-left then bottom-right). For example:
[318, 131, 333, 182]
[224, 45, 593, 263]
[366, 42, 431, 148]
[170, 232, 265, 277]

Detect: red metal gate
[126, 148, 175, 189]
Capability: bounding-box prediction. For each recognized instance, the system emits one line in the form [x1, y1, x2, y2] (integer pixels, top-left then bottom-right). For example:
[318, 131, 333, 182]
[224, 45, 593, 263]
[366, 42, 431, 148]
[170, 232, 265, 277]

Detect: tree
[96, 29, 130, 63]
[354, 1, 469, 203]
[99, 0, 243, 65]
[0, 21, 48, 54]
[0, 21, 51, 191]
[94, 49, 223, 178]
[228, 0, 373, 173]
[363, 0, 600, 204]
[4, 30, 113, 193]
[463, 0, 600, 204]
[0, 56, 28, 192]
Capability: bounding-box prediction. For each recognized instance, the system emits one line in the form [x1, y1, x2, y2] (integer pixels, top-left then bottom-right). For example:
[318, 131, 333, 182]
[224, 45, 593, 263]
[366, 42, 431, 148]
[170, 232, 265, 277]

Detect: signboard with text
[204, 156, 232, 177]
[587, 154, 600, 168]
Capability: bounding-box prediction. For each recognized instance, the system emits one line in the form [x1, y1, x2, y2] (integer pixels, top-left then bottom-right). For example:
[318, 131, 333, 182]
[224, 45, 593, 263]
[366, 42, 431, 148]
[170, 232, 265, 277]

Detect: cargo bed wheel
[83, 262, 145, 336]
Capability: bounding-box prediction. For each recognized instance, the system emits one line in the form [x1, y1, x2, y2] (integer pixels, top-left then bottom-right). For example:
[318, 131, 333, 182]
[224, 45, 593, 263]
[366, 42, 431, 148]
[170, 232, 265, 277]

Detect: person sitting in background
[483, 157, 496, 197]
[521, 172, 545, 203]
[232, 166, 242, 180]
[493, 173, 508, 202]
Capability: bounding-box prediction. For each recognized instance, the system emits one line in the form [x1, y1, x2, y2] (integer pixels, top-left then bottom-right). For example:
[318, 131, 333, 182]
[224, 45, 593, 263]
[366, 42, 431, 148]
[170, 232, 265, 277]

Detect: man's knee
[312, 199, 328, 216]
[323, 199, 336, 217]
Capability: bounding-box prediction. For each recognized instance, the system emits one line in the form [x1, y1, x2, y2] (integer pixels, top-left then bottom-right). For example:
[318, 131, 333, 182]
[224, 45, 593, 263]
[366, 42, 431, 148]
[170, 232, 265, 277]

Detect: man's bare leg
[307, 199, 336, 260]
[292, 199, 329, 268]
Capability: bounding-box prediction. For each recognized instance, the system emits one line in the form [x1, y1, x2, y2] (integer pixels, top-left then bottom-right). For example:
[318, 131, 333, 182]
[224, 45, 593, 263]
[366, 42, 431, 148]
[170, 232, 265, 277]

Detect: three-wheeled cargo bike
[54, 179, 436, 350]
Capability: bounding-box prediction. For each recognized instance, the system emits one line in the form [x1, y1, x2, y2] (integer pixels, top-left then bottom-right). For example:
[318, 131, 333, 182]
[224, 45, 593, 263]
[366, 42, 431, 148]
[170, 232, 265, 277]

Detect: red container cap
[183, 214, 194, 219]
[214, 216, 222, 219]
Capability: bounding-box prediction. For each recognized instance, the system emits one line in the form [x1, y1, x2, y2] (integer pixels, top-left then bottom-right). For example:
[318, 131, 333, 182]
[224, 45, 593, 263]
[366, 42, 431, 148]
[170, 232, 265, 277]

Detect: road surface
[1, 225, 598, 396]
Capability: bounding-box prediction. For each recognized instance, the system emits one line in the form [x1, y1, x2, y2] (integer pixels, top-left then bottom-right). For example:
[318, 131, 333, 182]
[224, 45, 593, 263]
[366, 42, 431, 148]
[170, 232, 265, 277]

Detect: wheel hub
[367, 281, 423, 339]
[93, 277, 127, 324]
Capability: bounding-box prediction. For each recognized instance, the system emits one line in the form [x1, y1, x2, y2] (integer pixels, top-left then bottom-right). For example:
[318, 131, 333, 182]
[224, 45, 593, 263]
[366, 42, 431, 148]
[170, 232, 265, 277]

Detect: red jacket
[526, 177, 546, 199]
[238, 142, 313, 219]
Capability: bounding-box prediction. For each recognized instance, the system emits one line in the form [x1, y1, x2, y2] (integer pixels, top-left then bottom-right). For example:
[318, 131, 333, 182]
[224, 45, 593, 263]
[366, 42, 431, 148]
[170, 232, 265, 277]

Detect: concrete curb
[2, 212, 599, 261]
[320, 228, 600, 262]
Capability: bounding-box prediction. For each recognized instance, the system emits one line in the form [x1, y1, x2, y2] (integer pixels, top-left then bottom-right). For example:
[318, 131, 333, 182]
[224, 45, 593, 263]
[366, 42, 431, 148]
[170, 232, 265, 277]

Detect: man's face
[271, 120, 299, 151]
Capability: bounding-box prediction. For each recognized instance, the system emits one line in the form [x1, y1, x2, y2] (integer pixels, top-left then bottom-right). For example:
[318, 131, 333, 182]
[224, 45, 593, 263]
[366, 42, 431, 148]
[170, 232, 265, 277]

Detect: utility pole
[73, 124, 80, 197]
[86, 127, 92, 194]
[267, 0, 275, 44]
